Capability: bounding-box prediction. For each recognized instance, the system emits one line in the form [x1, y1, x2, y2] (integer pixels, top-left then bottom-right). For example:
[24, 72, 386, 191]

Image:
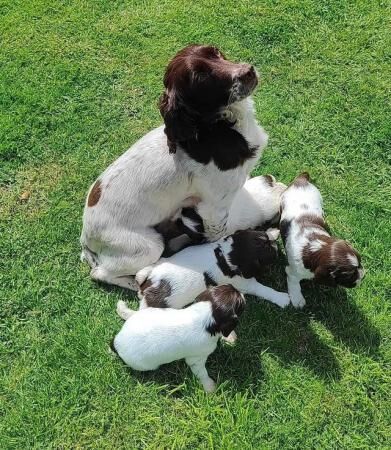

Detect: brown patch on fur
[140, 279, 172, 308]
[297, 214, 327, 233]
[196, 285, 245, 337]
[302, 236, 362, 288]
[293, 172, 310, 187]
[154, 220, 183, 242]
[228, 229, 278, 279]
[88, 180, 102, 207]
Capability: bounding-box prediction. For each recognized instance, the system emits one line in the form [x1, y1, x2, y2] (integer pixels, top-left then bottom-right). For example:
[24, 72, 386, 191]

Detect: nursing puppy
[280, 172, 364, 308]
[111, 285, 245, 392]
[136, 228, 290, 313]
[167, 175, 287, 254]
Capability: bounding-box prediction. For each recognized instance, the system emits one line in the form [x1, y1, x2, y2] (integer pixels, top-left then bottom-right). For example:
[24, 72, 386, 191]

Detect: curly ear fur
[159, 91, 198, 153]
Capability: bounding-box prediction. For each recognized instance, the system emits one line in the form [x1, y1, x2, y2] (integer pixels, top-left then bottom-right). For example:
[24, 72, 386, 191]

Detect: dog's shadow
[103, 258, 380, 394]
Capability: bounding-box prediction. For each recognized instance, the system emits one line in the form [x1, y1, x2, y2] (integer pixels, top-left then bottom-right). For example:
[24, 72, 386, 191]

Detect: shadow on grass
[103, 255, 380, 394]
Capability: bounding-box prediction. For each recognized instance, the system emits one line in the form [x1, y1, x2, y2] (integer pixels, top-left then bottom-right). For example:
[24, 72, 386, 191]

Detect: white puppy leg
[166, 234, 193, 254]
[185, 356, 216, 393]
[286, 266, 306, 308]
[232, 277, 290, 308]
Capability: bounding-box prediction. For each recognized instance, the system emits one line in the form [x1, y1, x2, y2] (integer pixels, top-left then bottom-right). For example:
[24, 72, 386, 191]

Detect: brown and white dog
[136, 227, 289, 312]
[81, 45, 268, 290]
[280, 172, 364, 308]
[112, 285, 245, 392]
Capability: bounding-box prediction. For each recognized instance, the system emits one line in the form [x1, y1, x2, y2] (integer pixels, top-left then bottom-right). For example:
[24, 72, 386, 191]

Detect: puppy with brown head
[136, 226, 289, 332]
[112, 285, 245, 392]
[280, 172, 364, 308]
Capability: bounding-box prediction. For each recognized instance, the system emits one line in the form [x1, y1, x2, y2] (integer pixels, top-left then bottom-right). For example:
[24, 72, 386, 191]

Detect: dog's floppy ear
[197, 285, 245, 337]
[159, 90, 197, 153]
[314, 265, 337, 287]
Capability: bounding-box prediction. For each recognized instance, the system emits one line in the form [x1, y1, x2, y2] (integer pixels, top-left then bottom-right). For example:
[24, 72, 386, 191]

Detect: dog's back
[112, 303, 218, 371]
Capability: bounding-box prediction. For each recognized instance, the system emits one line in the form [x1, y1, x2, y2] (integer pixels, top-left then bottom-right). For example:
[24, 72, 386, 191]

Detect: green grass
[1, 0, 390, 448]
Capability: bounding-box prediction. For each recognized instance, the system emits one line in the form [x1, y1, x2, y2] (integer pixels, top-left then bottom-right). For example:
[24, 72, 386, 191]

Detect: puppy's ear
[266, 227, 280, 241]
[314, 265, 337, 287]
[159, 90, 197, 153]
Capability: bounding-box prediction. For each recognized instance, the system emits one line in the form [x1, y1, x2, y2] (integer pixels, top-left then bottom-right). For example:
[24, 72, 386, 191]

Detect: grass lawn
[1, 0, 390, 448]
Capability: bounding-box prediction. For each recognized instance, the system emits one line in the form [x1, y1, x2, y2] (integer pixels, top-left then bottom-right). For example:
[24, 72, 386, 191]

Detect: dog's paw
[290, 294, 306, 309]
[276, 293, 291, 308]
[202, 378, 216, 393]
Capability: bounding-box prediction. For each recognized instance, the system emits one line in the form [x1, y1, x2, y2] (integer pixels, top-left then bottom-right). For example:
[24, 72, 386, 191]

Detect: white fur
[113, 299, 239, 392]
[170, 175, 286, 253]
[226, 175, 286, 233]
[136, 233, 290, 310]
[81, 98, 268, 289]
[281, 177, 363, 308]
[281, 181, 323, 308]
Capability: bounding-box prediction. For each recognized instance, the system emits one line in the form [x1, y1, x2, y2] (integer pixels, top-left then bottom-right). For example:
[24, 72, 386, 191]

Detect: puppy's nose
[238, 65, 257, 82]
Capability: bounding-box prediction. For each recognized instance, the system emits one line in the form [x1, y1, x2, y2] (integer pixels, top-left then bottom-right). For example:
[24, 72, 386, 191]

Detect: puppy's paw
[276, 293, 291, 308]
[202, 378, 216, 393]
[290, 294, 306, 309]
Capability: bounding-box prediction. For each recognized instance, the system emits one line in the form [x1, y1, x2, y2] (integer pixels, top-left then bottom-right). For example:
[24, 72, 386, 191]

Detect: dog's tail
[116, 300, 136, 320]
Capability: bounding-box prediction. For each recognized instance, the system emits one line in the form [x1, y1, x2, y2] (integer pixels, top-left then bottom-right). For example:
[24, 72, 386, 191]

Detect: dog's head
[228, 228, 280, 279]
[303, 238, 365, 288]
[159, 44, 258, 152]
[197, 284, 245, 337]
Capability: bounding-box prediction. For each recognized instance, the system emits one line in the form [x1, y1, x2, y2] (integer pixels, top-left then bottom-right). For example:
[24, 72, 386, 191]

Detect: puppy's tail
[116, 300, 136, 320]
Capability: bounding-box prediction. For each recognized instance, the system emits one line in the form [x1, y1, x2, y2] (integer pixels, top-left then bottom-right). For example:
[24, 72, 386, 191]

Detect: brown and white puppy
[136, 228, 290, 314]
[164, 174, 286, 255]
[280, 172, 364, 308]
[81, 44, 268, 290]
[112, 285, 245, 392]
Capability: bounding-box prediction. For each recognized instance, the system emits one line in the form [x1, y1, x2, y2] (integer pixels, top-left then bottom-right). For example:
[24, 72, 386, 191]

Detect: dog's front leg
[232, 277, 290, 308]
[286, 266, 306, 308]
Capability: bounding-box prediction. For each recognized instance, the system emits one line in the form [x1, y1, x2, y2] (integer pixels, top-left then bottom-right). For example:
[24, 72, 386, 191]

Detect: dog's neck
[219, 97, 255, 126]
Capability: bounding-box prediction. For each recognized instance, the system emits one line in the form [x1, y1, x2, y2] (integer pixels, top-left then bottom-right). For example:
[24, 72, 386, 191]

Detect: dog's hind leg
[91, 268, 139, 291]
[89, 227, 164, 291]
[186, 356, 216, 393]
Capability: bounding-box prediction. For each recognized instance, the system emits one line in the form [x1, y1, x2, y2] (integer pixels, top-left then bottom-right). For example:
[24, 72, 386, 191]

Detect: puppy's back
[281, 172, 323, 220]
[227, 175, 286, 232]
[113, 304, 216, 371]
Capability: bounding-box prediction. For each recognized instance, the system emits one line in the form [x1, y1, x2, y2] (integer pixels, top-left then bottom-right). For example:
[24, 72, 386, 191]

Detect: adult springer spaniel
[81, 45, 268, 289]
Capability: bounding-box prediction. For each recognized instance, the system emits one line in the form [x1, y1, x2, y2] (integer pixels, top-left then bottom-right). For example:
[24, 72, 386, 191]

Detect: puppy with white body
[136, 228, 290, 315]
[111, 285, 245, 392]
[167, 174, 287, 254]
[280, 172, 364, 308]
